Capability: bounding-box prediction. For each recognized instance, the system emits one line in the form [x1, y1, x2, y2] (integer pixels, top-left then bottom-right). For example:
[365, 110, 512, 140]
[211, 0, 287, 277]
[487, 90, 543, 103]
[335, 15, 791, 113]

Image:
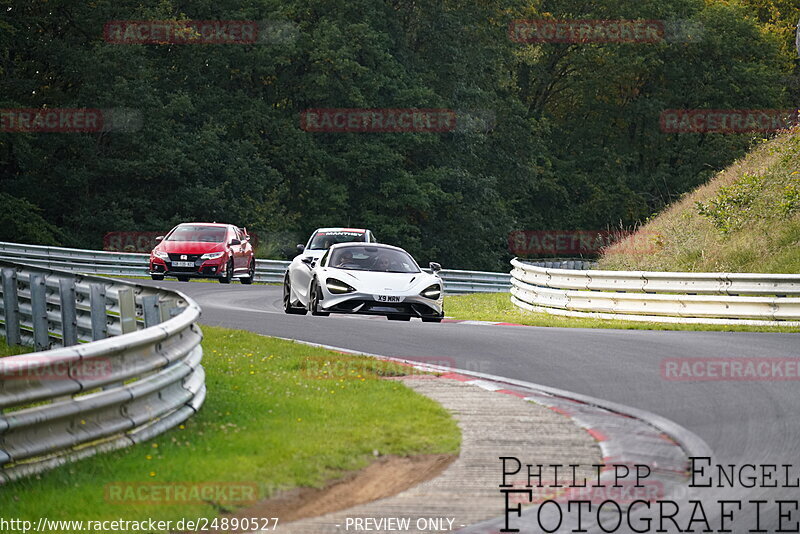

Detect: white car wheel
[283, 276, 308, 315]
[309, 280, 330, 317]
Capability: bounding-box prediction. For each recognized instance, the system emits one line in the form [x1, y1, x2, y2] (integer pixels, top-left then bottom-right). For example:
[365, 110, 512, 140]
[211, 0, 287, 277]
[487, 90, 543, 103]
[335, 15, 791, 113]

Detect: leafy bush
[695, 174, 765, 233]
[0, 194, 62, 245]
[778, 183, 800, 217]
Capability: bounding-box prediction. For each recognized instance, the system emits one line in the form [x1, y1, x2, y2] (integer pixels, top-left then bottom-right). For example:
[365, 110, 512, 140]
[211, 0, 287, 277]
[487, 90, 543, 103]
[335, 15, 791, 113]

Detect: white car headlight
[201, 252, 225, 260]
[421, 284, 442, 300]
[326, 278, 356, 294]
[154, 251, 169, 260]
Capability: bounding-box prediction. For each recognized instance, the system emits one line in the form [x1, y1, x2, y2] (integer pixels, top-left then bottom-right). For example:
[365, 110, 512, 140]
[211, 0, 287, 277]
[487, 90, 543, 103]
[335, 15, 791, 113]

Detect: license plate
[172, 261, 194, 267]
[374, 295, 404, 303]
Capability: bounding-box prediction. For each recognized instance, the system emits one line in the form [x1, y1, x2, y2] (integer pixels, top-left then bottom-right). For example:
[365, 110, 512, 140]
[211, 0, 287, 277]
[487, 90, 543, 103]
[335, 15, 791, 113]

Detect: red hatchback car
[149, 223, 255, 284]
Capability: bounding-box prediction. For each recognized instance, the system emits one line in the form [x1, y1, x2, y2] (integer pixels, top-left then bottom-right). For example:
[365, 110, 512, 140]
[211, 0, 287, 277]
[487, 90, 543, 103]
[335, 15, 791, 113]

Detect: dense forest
[0, 0, 797, 270]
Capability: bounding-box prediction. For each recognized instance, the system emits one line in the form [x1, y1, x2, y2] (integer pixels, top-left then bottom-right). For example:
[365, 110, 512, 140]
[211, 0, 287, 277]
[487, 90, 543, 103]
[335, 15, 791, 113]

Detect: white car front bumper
[318, 286, 444, 318]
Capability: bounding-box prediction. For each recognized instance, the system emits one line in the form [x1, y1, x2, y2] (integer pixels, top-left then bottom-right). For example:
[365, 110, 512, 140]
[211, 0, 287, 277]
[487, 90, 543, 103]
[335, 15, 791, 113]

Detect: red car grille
[167, 253, 202, 262]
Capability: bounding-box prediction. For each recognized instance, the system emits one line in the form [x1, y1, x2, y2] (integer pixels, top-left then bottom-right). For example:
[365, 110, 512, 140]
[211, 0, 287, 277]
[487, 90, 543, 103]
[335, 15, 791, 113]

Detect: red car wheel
[240, 258, 255, 285]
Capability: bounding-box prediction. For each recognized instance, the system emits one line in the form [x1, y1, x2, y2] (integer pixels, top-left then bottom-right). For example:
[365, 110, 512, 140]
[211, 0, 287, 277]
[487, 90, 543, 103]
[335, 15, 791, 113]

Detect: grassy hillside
[599, 128, 800, 273]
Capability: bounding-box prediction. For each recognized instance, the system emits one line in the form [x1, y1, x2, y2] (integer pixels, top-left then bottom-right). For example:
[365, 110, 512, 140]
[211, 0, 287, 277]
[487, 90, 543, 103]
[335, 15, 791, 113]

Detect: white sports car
[288, 227, 378, 272]
[283, 242, 445, 322]
[283, 228, 377, 310]
[295, 227, 379, 258]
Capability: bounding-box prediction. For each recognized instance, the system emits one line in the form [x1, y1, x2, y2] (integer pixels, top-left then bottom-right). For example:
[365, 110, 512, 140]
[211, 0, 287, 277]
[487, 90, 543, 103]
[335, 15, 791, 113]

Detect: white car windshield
[308, 231, 366, 250]
[166, 226, 227, 243]
[330, 246, 419, 273]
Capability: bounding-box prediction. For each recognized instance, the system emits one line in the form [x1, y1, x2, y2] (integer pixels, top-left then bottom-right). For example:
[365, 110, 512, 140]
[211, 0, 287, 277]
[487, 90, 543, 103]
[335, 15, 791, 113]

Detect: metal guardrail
[521, 259, 596, 270]
[434, 260, 591, 294]
[0, 260, 205, 483]
[510, 258, 800, 325]
[0, 241, 289, 283]
[435, 269, 510, 294]
[0, 242, 513, 294]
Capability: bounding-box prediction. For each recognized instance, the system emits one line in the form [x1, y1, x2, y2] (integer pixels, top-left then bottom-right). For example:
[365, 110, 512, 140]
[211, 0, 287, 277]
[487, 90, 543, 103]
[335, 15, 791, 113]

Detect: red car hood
[156, 241, 226, 255]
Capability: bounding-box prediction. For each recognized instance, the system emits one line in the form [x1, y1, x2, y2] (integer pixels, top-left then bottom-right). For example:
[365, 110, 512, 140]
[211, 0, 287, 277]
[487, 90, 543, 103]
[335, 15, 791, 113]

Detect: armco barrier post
[117, 287, 138, 334]
[1, 268, 20, 346]
[90, 284, 108, 340]
[30, 273, 49, 351]
[159, 297, 177, 323]
[58, 278, 78, 346]
[142, 295, 160, 327]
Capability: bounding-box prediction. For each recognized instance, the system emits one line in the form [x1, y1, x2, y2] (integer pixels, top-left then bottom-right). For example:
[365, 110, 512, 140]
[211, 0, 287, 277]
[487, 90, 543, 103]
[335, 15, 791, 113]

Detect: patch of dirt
[227, 454, 455, 526]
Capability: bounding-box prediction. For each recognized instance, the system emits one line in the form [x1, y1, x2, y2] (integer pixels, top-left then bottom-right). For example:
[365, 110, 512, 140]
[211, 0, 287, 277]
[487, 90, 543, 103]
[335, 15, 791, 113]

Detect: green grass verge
[445, 293, 800, 333]
[0, 338, 32, 357]
[0, 326, 460, 530]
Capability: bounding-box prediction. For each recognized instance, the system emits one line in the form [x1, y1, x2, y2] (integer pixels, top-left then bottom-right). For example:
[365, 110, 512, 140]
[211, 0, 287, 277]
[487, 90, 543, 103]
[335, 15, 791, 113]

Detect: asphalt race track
[141, 280, 800, 530]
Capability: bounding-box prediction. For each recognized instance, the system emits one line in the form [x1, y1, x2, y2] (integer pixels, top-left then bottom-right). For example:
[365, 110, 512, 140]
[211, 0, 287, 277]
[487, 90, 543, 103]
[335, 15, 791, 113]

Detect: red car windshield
[308, 231, 366, 250]
[166, 226, 227, 243]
